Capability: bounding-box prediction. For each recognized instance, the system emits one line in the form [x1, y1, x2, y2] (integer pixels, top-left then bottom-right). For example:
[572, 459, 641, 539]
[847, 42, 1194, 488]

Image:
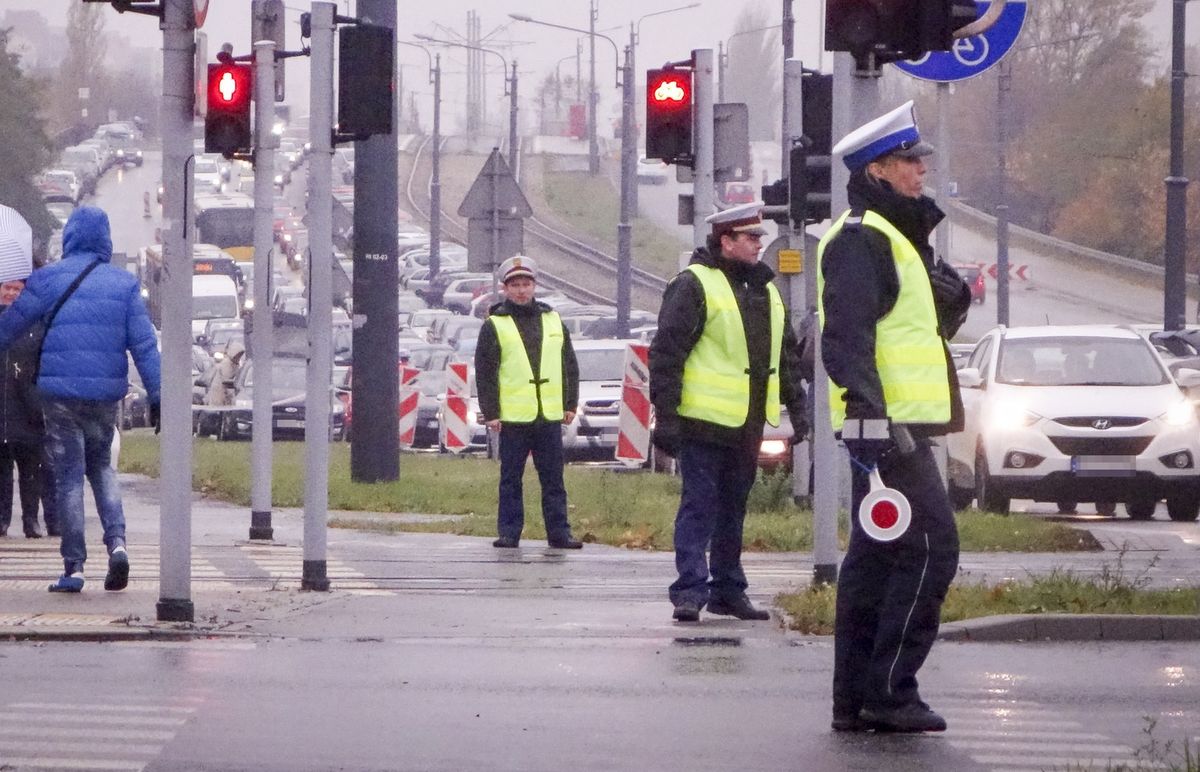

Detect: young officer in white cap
[474, 255, 583, 549]
[649, 201, 808, 623]
[818, 101, 971, 733]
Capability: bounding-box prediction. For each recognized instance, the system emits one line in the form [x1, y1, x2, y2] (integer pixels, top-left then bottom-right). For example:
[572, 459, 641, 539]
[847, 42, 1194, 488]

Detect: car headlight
[244, 298, 255, 309]
[760, 439, 788, 456]
[989, 400, 1040, 431]
[1162, 400, 1196, 427]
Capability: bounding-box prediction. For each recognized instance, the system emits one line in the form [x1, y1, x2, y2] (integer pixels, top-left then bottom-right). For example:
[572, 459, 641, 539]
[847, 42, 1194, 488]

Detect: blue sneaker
[105, 547, 129, 592]
[48, 572, 85, 593]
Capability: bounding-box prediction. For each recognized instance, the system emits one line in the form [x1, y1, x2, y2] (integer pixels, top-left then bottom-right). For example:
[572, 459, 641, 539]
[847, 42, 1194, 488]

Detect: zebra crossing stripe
[0, 711, 187, 727]
[0, 725, 176, 741]
[0, 738, 162, 756]
[0, 757, 143, 771]
[9, 702, 195, 714]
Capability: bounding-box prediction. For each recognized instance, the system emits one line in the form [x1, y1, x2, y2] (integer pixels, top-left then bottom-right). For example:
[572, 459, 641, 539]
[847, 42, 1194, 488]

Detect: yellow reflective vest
[489, 312, 565, 422]
[677, 263, 785, 428]
[816, 209, 951, 430]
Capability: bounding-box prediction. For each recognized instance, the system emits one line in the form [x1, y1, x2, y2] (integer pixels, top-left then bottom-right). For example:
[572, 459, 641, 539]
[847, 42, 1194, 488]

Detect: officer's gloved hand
[928, 261, 969, 306]
[842, 417, 894, 470]
[149, 402, 161, 435]
[789, 416, 810, 446]
[652, 414, 682, 457]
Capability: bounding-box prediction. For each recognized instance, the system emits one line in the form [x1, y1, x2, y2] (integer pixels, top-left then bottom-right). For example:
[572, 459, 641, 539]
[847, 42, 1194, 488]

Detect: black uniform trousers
[833, 442, 959, 717]
[497, 420, 571, 542]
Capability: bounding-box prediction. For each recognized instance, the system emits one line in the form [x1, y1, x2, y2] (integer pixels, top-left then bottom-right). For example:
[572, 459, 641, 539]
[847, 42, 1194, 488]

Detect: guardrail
[948, 200, 1200, 297]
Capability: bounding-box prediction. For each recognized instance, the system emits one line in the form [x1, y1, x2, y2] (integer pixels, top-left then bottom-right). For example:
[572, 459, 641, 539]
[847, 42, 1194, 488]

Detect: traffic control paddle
[858, 469, 912, 542]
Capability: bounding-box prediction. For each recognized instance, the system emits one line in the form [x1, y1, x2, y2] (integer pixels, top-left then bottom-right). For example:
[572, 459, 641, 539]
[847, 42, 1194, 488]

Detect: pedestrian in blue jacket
[0, 206, 161, 593]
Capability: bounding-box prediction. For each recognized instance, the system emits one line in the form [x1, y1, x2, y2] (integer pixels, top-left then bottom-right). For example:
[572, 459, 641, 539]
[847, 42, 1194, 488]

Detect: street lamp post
[717, 24, 783, 105]
[399, 43, 442, 279]
[415, 34, 519, 174]
[1166, 0, 1190, 330]
[511, 8, 622, 177]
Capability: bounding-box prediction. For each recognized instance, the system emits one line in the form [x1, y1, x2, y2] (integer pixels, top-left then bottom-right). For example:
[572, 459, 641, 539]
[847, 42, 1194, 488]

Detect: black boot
[706, 595, 770, 621]
[860, 703, 947, 733]
[672, 600, 701, 622]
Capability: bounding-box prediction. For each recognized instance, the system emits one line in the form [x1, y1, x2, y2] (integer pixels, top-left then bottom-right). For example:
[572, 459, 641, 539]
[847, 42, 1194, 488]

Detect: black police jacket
[820, 171, 971, 437]
[475, 298, 579, 424]
[649, 246, 807, 450]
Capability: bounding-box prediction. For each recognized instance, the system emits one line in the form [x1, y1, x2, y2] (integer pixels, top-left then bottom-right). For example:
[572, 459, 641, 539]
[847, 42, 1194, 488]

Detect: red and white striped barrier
[443, 361, 470, 454]
[397, 365, 421, 448]
[616, 343, 651, 467]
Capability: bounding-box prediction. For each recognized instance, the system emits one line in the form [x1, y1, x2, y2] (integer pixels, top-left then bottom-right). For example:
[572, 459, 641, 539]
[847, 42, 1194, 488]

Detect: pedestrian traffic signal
[825, 0, 979, 65]
[645, 68, 693, 166]
[205, 63, 253, 158]
[338, 24, 393, 138]
[796, 71, 832, 224]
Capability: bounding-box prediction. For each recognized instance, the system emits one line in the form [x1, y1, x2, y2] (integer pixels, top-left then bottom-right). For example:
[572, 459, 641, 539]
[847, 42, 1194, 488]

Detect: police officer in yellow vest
[475, 255, 583, 550]
[650, 202, 807, 623]
[819, 102, 971, 734]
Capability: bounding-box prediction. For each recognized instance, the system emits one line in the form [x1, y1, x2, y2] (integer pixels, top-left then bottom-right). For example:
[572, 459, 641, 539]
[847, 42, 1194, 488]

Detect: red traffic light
[205, 63, 252, 158]
[649, 73, 690, 109]
[208, 63, 251, 108]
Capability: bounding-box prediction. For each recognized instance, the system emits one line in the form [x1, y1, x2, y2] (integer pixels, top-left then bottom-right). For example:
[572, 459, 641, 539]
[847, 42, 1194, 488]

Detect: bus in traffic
[194, 192, 255, 262]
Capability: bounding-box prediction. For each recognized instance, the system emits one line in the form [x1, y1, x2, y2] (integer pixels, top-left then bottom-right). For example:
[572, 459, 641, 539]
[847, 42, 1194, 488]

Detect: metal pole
[490, 149, 501, 303]
[691, 48, 714, 248]
[588, 0, 599, 175]
[616, 46, 634, 337]
[156, 0, 195, 623]
[249, 29, 276, 542]
[780, 0, 794, 177]
[996, 60, 1010, 327]
[629, 24, 638, 214]
[935, 83, 951, 263]
[350, 0, 400, 482]
[717, 41, 725, 103]
[1166, 0, 1189, 330]
[509, 60, 519, 177]
[430, 55, 441, 279]
[303, 0, 334, 592]
[576, 39, 582, 104]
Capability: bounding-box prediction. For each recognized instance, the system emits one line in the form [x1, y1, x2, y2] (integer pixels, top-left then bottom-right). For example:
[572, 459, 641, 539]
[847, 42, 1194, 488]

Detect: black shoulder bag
[32, 260, 101, 382]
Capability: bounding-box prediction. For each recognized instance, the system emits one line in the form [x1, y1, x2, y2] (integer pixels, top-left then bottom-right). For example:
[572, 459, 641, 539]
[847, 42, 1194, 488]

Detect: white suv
[946, 325, 1200, 521]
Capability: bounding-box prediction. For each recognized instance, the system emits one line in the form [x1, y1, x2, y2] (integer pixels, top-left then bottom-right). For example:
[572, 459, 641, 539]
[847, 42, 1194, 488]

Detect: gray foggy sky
[2, 1, 1193, 135]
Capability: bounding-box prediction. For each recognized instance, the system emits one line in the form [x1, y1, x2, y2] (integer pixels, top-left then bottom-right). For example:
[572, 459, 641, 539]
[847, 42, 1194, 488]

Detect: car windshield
[996, 336, 1169, 387]
[576, 348, 625, 382]
[410, 347, 450, 369]
[193, 295, 239, 320]
[245, 362, 307, 391]
[195, 158, 220, 175]
[411, 310, 448, 327]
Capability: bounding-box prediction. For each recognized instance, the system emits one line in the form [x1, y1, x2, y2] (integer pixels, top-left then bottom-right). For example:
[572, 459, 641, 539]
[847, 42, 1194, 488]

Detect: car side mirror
[1176, 368, 1200, 389]
[957, 367, 983, 389]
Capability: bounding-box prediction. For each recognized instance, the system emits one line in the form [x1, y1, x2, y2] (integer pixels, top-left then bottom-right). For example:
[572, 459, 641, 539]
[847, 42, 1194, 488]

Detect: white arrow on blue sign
[894, 1, 1028, 83]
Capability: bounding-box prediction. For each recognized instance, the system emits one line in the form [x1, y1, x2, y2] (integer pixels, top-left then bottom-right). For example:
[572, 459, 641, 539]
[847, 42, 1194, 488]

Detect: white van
[192, 274, 241, 341]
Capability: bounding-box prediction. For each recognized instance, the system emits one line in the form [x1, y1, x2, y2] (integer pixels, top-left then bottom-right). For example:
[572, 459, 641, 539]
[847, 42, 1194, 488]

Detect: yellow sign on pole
[777, 249, 803, 274]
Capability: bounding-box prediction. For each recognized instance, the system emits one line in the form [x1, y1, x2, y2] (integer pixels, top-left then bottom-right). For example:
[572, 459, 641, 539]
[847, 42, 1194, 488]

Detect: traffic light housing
[645, 68, 693, 166]
[338, 24, 394, 138]
[825, 0, 979, 65]
[763, 71, 833, 226]
[205, 63, 253, 158]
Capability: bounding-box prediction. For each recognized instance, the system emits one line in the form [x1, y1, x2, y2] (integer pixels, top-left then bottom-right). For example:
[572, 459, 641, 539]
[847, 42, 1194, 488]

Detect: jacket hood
[226, 339, 246, 361]
[847, 170, 944, 256]
[62, 206, 113, 264]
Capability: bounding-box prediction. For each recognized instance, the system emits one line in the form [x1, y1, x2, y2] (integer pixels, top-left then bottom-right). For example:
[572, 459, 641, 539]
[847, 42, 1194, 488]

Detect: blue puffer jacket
[0, 207, 161, 404]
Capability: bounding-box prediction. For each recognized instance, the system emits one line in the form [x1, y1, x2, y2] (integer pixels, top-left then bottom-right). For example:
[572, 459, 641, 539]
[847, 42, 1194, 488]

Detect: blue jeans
[43, 399, 124, 575]
[669, 439, 758, 607]
[497, 421, 572, 541]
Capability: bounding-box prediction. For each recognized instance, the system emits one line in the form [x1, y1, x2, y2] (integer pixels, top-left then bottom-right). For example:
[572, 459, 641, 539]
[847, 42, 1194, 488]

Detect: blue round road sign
[894, 1, 1028, 83]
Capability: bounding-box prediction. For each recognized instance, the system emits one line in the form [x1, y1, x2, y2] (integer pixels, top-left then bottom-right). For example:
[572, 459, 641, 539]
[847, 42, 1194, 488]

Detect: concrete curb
[938, 614, 1200, 642]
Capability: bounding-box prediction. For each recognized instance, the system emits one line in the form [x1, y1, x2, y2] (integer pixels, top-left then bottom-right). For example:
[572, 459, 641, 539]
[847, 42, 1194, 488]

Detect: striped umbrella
[0, 204, 32, 283]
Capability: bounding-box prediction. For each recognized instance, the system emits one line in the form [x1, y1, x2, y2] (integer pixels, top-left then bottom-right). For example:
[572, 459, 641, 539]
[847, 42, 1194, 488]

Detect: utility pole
[691, 48, 714, 248]
[157, 0, 195, 623]
[615, 44, 635, 337]
[996, 59, 1011, 327]
[431, 54, 442, 279]
[1165, 0, 1189, 330]
[303, 1, 334, 591]
[509, 59, 519, 176]
[588, 0, 599, 175]
[780, 0, 794, 177]
[249, 24, 276, 542]
[350, 0, 400, 482]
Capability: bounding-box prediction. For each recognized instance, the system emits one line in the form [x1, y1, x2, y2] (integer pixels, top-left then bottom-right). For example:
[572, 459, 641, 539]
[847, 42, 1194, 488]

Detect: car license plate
[276, 419, 304, 429]
[1071, 455, 1136, 475]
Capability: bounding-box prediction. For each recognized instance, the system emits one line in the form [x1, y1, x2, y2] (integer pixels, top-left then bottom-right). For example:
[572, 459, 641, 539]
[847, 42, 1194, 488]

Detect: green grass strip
[119, 432, 1100, 554]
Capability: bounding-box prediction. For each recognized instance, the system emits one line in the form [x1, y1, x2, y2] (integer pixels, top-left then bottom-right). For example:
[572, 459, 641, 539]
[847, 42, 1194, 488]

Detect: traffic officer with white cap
[818, 101, 971, 733]
[650, 202, 807, 623]
[475, 255, 583, 550]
